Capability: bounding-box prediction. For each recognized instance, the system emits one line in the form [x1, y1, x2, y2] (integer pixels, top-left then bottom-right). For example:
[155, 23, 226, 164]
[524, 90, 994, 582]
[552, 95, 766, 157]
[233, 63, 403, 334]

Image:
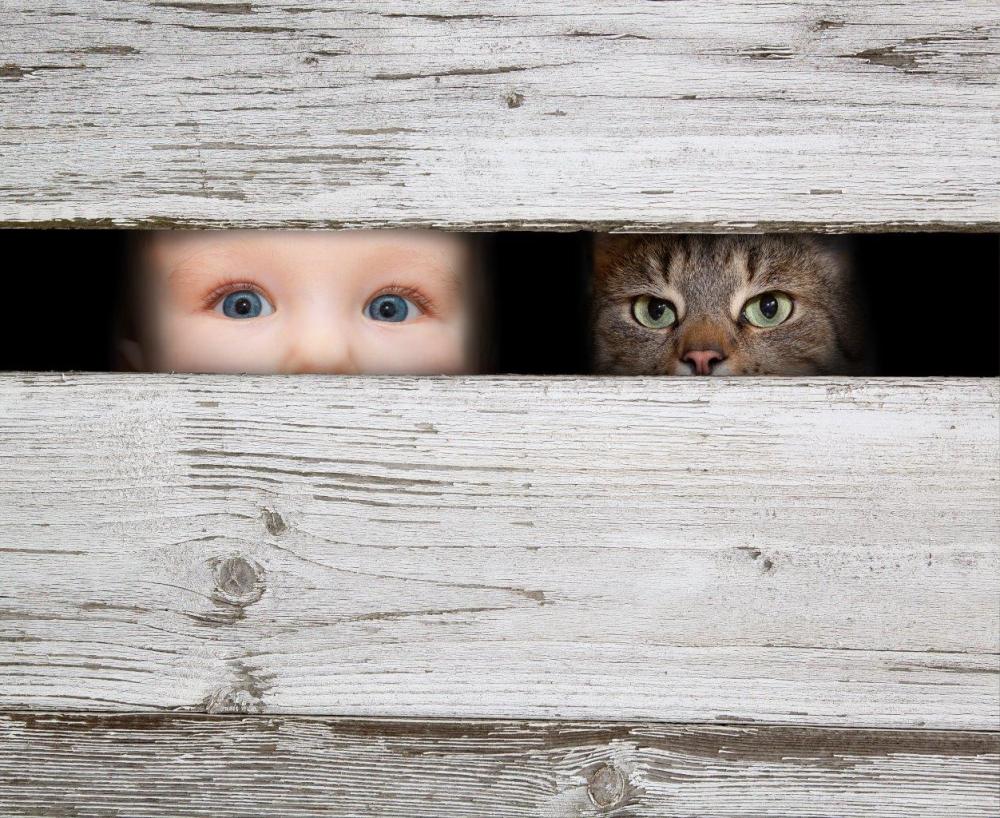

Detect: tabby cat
[591, 234, 870, 375]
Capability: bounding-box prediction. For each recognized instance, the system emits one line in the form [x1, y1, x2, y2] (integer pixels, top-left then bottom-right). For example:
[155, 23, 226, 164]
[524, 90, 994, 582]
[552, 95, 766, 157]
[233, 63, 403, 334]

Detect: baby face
[123, 230, 476, 374]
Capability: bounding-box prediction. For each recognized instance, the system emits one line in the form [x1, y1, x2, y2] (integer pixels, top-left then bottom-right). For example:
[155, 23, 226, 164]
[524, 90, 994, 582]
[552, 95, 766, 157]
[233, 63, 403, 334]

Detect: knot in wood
[262, 509, 287, 536]
[215, 556, 263, 604]
[505, 90, 525, 108]
[587, 764, 626, 809]
[203, 686, 264, 715]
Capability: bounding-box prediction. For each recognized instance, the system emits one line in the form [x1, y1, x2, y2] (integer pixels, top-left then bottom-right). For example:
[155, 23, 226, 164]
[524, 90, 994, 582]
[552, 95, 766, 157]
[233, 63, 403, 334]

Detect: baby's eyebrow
[166, 247, 246, 288]
[411, 262, 464, 293]
[371, 247, 466, 292]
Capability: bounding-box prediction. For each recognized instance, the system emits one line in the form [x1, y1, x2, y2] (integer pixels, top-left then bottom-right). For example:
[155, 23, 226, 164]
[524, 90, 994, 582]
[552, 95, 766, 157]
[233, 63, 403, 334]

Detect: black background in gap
[1, 230, 997, 376]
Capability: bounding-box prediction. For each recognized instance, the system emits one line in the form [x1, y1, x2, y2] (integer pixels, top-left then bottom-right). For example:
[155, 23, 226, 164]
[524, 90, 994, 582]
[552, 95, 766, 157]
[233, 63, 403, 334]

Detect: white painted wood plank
[0, 374, 998, 727]
[2, 714, 998, 818]
[0, 1, 997, 229]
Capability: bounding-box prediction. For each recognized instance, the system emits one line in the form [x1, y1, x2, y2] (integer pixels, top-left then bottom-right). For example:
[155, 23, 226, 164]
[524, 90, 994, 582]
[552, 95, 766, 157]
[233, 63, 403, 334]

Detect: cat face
[591, 234, 868, 375]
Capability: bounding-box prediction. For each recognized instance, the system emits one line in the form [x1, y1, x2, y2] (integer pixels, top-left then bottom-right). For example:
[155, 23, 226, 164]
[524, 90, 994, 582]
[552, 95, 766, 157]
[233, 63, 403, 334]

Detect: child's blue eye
[217, 290, 274, 319]
[367, 294, 421, 322]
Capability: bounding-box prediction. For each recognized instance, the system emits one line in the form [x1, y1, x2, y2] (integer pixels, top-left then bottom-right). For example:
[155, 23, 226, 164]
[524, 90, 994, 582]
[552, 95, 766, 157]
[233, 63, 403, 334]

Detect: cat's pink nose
[682, 349, 726, 375]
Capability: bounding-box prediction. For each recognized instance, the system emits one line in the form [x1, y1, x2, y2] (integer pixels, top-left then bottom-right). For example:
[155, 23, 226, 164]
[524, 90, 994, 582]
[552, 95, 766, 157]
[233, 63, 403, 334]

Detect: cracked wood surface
[0, 1, 997, 230]
[1, 714, 998, 817]
[1, 374, 997, 727]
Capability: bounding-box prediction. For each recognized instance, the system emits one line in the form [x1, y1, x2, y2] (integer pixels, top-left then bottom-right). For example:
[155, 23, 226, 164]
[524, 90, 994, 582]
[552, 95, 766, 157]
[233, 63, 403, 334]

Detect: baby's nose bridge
[283, 307, 357, 374]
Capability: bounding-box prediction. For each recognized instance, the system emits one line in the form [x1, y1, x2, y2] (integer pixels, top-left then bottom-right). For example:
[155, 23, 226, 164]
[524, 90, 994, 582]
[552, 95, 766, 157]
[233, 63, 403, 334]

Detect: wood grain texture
[0, 1, 997, 230]
[1, 374, 998, 727]
[2, 713, 998, 817]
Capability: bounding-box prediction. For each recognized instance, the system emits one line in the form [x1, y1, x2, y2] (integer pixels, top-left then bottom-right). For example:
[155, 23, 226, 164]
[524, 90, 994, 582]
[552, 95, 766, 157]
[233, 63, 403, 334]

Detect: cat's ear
[803, 234, 856, 277]
[592, 233, 641, 281]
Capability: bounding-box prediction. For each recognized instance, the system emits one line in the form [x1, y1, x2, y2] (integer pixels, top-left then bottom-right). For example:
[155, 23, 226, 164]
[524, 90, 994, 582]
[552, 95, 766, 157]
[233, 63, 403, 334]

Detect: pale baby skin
[117, 229, 481, 375]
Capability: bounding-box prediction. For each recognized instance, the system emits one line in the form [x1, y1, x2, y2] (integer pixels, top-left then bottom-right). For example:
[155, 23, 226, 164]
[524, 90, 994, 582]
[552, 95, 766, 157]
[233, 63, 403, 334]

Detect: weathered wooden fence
[1, 0, 997, 231]
[1, 1, 998, 816]
[2, 376, 997, 814]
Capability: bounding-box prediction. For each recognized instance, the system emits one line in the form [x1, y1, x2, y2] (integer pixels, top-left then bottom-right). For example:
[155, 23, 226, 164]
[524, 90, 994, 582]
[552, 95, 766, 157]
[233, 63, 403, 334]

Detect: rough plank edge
[2, 712, 998, 818]
[1, 218, 999, 232]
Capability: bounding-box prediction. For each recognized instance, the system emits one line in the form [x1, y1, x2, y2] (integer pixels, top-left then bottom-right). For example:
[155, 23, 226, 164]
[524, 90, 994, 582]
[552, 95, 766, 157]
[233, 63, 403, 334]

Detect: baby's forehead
[139, 229, 472, 280]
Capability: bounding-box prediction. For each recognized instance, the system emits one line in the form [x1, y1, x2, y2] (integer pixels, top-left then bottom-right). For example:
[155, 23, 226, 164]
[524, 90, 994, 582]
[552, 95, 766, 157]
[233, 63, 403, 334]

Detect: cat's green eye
[632, 295, 678, 329]
[742, 291, 793, 328]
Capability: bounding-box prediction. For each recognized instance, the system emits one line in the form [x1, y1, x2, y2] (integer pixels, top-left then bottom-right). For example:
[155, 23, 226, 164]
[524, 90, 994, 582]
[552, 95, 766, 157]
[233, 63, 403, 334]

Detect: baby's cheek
[357, 322, 472, 375]
[150, 315, 285, 374]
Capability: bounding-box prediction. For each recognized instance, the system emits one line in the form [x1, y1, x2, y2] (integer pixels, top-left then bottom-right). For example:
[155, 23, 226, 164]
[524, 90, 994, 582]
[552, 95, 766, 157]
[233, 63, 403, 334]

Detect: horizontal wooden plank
[0, 1, 997, 230]
[1, 713, 997, 817]
[1, 374, 998, 727]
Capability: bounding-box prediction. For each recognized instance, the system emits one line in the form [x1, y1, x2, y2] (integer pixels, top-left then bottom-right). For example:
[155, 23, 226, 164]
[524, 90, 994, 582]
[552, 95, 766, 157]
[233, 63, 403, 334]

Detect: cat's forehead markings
[726, 244, 755, 286]
[667, 242, 690, 283]
[645, 248, 666, 282]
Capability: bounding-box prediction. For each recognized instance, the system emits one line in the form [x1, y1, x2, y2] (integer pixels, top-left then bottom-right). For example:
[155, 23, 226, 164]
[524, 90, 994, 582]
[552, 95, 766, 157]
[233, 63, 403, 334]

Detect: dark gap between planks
[2, 230, 996, 376]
